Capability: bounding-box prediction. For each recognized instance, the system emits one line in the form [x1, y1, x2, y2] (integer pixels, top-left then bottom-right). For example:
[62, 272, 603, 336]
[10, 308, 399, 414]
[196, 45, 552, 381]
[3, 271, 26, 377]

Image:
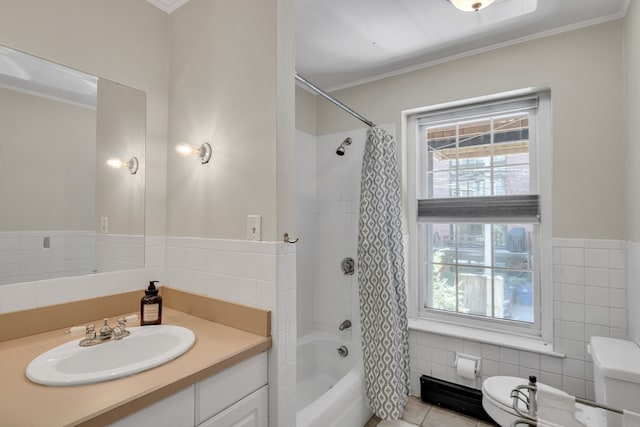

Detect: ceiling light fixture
[107, 157, 139, 174]
[449, 0, 495, 12]
[175, 142, 212, 164]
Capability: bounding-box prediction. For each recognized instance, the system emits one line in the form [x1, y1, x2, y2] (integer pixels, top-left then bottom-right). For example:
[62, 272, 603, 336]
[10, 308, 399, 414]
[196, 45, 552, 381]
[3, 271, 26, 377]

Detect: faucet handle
[66, 324, 94, 336]
[66, 326, 86, 336]
[113, 326, 124, 340]
[86, 324, 96, 340]
[123, 314, 139, 324]
[99, 318, 112, 336]
[117, 314, 139, 330]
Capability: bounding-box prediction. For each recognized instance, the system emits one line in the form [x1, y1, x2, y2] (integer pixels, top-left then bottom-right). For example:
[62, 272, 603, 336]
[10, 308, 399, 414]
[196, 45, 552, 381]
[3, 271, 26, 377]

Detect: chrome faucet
[338, 319, 352, 331]
[67, 315, 137, 347]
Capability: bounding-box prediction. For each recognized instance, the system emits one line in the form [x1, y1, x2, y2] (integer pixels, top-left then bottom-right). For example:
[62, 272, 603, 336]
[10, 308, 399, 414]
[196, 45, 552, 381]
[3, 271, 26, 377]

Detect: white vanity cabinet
[109, 353, 268, 427]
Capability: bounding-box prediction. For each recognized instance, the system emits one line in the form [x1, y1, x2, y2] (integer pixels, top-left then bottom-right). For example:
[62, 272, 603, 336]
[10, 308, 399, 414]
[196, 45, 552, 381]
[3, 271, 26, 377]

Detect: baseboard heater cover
[420, 375, 494, 423]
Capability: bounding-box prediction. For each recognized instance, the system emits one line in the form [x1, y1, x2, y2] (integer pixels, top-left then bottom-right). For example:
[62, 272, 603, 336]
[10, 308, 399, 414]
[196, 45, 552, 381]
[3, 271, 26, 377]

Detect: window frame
[404, 88, 553, 342]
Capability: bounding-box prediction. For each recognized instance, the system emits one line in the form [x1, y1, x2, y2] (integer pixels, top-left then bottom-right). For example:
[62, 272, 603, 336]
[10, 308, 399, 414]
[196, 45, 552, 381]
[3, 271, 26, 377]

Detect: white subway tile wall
[295, 130, 317, 338]
[94, 234, 145, 273]
[312, 126, 395, 340]
[164, 237, 296, 427]
[409, 238, 628, 401]
[313, 130, 366, 339]
[628, 241, 640, 350]
[0, 231, 145, 285]
[0, 231, 95, 284]
[145, 236, 166, 268]
[0, 267, 160, 314]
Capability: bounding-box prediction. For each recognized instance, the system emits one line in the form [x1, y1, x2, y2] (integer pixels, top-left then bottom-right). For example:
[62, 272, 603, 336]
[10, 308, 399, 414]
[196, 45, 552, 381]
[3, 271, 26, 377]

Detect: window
[407, 92, 551, 337]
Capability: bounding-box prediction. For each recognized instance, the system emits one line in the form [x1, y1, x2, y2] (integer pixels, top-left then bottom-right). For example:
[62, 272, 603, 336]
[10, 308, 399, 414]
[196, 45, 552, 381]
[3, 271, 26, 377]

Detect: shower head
[336, 137, 352, 156]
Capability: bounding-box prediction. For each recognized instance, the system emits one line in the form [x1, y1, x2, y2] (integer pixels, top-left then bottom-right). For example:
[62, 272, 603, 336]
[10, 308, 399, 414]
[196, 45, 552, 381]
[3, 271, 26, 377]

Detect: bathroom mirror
[0, 45, 146, 285]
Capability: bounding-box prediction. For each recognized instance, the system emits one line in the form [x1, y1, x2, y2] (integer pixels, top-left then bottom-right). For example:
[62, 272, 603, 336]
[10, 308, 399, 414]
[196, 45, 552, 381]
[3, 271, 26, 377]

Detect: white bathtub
[296, 332, 372, 427]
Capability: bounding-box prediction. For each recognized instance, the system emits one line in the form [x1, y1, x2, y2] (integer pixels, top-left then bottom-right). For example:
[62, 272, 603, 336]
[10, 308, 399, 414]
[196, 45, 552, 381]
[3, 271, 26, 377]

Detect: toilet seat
[482, 376, 607, 427]
[482, 376, 529, 415]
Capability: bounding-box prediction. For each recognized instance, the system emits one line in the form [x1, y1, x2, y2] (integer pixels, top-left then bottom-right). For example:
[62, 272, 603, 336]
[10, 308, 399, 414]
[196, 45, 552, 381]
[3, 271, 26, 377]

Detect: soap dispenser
[141, 281, 162, 325]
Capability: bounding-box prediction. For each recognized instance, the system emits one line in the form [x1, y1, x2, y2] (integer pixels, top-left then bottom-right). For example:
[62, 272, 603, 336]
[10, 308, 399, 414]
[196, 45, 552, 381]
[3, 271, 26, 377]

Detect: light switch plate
[247, 215, 262, 241]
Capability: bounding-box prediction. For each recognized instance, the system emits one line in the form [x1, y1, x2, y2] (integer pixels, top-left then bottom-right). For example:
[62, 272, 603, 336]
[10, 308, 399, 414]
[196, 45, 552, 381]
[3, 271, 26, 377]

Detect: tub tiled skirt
[364, 396, 497, 427]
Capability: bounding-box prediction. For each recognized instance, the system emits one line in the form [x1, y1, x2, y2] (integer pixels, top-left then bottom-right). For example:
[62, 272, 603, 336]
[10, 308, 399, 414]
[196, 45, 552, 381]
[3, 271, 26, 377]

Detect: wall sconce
[175, 142, 212, 164]
[448, 0, 495, 12]
[107, 157, 139, 174]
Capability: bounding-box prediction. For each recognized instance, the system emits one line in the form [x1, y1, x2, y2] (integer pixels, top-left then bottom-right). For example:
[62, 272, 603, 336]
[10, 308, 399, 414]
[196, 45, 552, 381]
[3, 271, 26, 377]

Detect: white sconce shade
[107, 157, 139, 174]
[449, 0, 495, 12]
[175, 142, 212, 164]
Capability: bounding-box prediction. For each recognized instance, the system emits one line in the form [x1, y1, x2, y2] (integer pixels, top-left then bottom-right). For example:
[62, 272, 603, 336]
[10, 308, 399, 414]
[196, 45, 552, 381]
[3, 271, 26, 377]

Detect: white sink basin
[26, 325, 196, 386]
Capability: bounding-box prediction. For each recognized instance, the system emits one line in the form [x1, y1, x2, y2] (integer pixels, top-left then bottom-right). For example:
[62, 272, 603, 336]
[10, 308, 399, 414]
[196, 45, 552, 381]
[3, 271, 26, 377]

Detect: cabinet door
[198, 385, 267, 427]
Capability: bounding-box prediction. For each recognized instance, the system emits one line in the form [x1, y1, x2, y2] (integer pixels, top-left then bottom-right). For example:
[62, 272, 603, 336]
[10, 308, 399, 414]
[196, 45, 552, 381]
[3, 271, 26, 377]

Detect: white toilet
[481, 337, 640, 427]
[590, 336, 640, 427]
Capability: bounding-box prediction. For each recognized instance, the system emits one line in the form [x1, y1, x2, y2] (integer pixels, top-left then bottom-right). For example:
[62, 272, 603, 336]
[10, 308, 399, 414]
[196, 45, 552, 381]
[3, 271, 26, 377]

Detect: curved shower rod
[294, 72, 377, 128]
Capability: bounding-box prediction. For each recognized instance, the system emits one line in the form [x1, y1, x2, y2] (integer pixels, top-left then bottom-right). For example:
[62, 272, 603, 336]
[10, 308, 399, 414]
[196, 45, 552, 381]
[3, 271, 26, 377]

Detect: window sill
[408, 317, 565, 357]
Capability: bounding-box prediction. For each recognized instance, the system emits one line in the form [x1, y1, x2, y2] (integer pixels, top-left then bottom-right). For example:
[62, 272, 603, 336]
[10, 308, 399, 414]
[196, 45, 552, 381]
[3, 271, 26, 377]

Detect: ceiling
[147, 0, 629, 91]
[295, 0, 630, 90]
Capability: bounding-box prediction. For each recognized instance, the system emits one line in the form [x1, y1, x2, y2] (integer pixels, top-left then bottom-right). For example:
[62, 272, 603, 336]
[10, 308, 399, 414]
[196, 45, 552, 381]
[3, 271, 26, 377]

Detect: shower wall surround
[295, 130, 317, 337]
[307, 125, 396, 341]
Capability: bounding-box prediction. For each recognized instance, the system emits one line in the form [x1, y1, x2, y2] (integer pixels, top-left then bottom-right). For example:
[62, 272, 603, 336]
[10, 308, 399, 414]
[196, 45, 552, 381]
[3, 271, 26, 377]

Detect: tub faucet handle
[338, 319, 352, 331]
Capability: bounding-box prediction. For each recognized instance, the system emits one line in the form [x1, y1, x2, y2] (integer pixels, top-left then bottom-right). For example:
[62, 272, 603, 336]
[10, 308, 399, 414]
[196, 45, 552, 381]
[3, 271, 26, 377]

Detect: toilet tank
[589, 336, 640, 412]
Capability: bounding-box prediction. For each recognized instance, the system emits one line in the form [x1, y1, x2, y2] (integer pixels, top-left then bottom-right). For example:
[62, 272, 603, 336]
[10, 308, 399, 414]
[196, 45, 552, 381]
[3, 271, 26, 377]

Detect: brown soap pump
[141, 281, 162, 325]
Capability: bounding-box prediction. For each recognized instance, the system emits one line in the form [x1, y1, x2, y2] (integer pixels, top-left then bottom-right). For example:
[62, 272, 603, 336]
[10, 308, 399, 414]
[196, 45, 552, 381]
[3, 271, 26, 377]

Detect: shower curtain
[358, 126, 410, 419]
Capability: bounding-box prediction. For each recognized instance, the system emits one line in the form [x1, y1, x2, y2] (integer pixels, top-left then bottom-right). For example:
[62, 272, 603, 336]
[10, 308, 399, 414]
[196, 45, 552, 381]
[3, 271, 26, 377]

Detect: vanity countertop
[0, 295, 271, 427]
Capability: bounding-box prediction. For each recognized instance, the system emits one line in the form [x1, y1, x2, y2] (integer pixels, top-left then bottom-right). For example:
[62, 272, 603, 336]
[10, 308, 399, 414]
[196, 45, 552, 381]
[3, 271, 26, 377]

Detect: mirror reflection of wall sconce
[175, 142, 212, 164]
[106, 157, 139, 174]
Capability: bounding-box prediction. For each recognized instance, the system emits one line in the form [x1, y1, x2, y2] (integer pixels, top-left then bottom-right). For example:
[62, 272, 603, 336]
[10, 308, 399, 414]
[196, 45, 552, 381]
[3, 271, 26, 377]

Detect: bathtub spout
[338, 320, 352, 331]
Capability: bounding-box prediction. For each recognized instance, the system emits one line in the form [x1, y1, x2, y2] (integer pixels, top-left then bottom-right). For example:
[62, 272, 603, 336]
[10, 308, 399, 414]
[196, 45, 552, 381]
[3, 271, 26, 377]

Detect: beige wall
[0, 87, 95, 231]
[167, 0, 294, 241]
[0, 0, 169, 236]
[295, 86, 317, 136]
[315, 21, 626, 240]
[625, 1, 640, 242]
[276, 0, 296, 242]
[95, 79, 146, 235]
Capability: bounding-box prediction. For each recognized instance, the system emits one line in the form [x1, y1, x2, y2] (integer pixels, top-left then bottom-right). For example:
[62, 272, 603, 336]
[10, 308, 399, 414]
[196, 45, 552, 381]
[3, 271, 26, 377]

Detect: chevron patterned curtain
[358, 127, 410, 419]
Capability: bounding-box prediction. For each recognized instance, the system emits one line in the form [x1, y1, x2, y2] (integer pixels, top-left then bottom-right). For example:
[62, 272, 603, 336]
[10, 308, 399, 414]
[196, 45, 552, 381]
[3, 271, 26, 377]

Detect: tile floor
[364, 396, 498, 427]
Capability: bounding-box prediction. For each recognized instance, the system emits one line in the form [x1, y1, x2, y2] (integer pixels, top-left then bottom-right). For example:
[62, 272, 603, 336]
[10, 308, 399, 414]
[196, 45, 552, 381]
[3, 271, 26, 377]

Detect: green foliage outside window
[430, 250, 459, 312]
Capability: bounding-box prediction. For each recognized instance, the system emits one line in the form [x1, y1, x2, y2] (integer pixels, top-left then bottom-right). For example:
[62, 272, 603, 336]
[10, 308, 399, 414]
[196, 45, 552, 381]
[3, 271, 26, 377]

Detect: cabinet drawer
[109, 385, 195, 427]
[195, 353, 267, 424]
[198, 385, 267, 427]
